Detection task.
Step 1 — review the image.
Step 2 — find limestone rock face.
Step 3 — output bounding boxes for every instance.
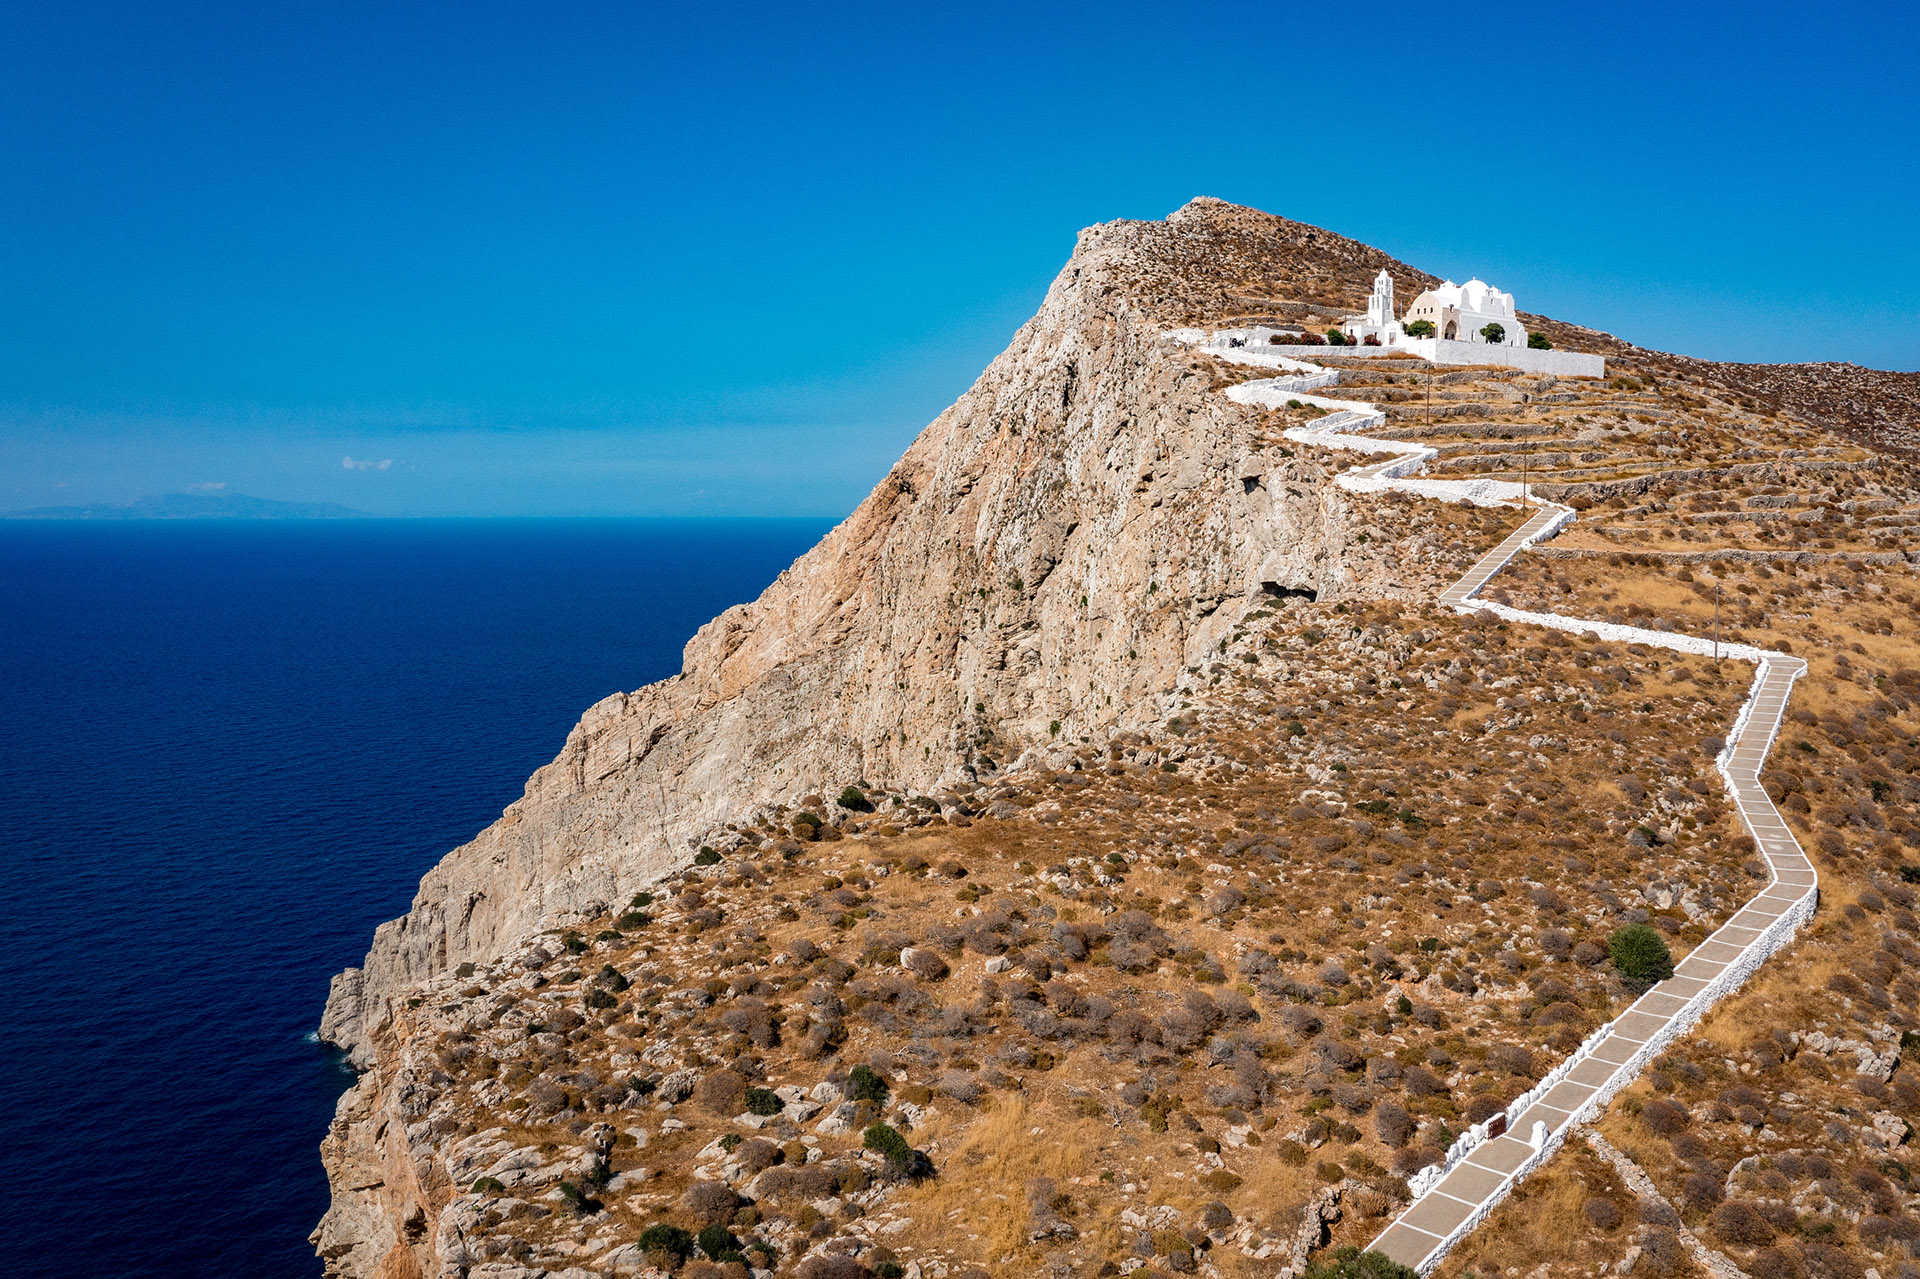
[312,1013,450,1279]
[318,198,1389,1067]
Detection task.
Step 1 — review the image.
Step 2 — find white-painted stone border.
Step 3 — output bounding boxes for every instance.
[1182,333,1817,1276]
[1171,326,1607,378]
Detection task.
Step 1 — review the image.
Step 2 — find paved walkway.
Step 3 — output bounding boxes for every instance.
[1370,646,1812,1271]
[1187,333,1819,1275]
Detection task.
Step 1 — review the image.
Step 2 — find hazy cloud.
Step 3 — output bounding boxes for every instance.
[342,456,393,471]
[188,481,227,491]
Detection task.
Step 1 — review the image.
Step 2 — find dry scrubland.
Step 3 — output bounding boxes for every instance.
[389,585,1774,1279]
[322,204,1920,1279]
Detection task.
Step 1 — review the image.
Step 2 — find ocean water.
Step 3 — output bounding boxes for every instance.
[0,518,830,1278]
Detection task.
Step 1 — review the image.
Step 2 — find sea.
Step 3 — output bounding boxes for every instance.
[0,518,831,1278]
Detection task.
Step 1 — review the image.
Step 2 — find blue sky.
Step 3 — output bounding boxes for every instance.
[2,2,1914,517]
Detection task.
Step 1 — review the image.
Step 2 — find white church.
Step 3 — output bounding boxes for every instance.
[1403,276,1528,347]
[1341,270,1530,349]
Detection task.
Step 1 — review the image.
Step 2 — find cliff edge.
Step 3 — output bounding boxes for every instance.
[317,199,1418,1066]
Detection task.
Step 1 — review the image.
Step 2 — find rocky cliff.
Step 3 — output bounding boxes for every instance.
[318,198,1411,1070]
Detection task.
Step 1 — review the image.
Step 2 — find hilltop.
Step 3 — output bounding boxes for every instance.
[314,199,1920,1279]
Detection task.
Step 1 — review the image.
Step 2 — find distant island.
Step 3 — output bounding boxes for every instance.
[5,492,375,520]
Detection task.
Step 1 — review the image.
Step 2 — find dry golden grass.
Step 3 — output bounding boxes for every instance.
[1433,1146,1645,1279]
[894,1093,1104,1265]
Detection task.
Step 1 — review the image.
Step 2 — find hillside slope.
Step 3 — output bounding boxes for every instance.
[319,199,1419,1067]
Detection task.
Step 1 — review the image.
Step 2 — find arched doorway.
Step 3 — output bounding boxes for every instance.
[1444,321,1457,339]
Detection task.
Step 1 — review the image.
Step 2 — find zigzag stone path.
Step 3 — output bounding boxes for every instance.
[1180,331,1819,1275]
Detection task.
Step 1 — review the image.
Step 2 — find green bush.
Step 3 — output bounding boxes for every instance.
[1301,1246,1419,1279]
[556,1180,600,1215]
[586,988,618,1009]
[455,962,476,979]
[1528,331,1554,349]
[598,963,630,991]
[1609,923,1674,990]
[839,785,873,811]
[847,1064,890,1103]
[1404,319,1436,338]
[745,1086,784,1116]
[616,910,651,929]
[562,930,588,954]
[470,1175,505,1194]
[1480,322,1506,345]
[1325,328,1348,345]
[697,1224,739,1259]
[636,1223,693,1258]
[629,891,655,907]
[864,1120,912,1173]
[694,846,721,866]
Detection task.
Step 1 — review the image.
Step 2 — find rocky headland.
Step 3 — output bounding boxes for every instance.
[315,200,1920,1279]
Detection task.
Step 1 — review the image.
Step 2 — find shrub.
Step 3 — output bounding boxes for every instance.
[682,1179,739,1224]
[863,1121,931,1179]
[1405,320,1435,338]
[562,930,588,954]
[697,1223,740,1259]
[901,947,950,981]
[585,988,618,1009]
[695,1068,747,1115]
[1683,1172,1723,1207]
[1402,1065,1446,1097]
[694,846,722,865]
[1326,329,1349,345]
[1479,322,1506,345]
[1641,1096,1690,1134]
[556,1180,599,1214]
[745,1086,784,1116]
[471,1175,505,1194]
[1609,924,1674,990]
[838,786,873,811]
[847,1064,890,1102]
[735,1137,783,1174]
[1464,1094,1504,1125]
[1528,332,1553,350]
[1584,1197,1621,1229]
[636,1223,695,1259]
[796,1259,873,1279]
[616,910,651,929]
[1712,1200,1775,1246]
[1374,1102,1413,1148]
[1300,1245,1419,1279]
[865,1120,909,1160]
